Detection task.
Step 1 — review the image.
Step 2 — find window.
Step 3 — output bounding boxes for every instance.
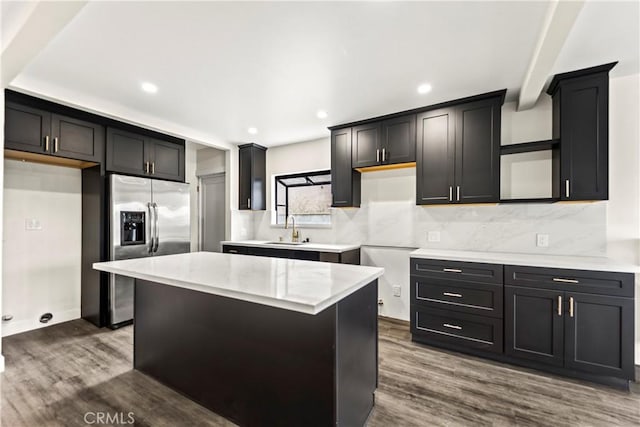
[275,170,332,226]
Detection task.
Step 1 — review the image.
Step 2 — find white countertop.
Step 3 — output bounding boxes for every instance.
[221,240,361,253]
[94,252,383,315]
[410,248,640,273]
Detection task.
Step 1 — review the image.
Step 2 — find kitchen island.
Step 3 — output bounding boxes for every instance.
[94,252,384,426]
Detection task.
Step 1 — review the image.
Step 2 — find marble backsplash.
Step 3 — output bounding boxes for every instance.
[249,201,607,256]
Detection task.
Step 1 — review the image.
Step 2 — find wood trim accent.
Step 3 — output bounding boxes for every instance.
[4,149,99,169]
[355,162,416,173]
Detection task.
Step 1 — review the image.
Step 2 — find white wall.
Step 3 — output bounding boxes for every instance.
[252,75,640,364]
[185,142,199,252]
[2,160,82,337]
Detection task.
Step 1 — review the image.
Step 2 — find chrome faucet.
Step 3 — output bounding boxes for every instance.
[285,215,299,242]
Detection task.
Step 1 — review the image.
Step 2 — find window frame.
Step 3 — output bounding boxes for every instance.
[274,169,332,226]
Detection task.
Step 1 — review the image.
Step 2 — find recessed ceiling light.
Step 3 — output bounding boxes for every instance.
[141,82,158,94]
[316,110,328,119]
[417,83,432,94]
[247,127,258,135]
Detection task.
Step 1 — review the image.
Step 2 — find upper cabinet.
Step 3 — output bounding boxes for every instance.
[106,127,185,182]
[351,114,416,168]
[238,143,267,210]
[331,128,360,207]
[417,93,504,205]
[6,102,104,163]
[547,62,616,201]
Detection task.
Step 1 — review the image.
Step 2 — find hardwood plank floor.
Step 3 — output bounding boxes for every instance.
[1,318,638,426]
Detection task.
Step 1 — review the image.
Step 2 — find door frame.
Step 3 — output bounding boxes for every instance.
[198,172,226,252]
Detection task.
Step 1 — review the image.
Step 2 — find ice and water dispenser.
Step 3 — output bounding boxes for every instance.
[121,211,145,246]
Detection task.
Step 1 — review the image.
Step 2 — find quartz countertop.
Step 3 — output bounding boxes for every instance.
[410,248,640,273]
[94,252,383,315]
[221,240,361,253]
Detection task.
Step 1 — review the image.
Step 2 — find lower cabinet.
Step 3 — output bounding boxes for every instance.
[411,257,636,388]
[222,244,360,265]
[506,285,635,378]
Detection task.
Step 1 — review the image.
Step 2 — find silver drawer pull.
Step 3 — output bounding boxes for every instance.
[443,292,462,298]
[443,323,462,330]
[553,278,579,284]
[443,268,462,273]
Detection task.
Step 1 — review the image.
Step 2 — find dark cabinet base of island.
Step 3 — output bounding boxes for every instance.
[134,278,378,426]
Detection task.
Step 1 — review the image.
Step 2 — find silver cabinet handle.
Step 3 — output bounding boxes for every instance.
[569,296,574,317]
[553,278,579,284]
[153,202,159,252]
[449,186,453,202]
[54,137,59,153]
[382,148,386,162]
[248,198,251,209]
[443,268,462,273]
[151,162,155,174]
[565,180,570,198]
[376,149,380,162]
[443,323,462,330]
[144,162,149,174]
[456,186,460,201]
[228,249,238,254]
[44,136,50,152]
[557,295,562,316]
[443,292,462,298]
[147,202,154,254]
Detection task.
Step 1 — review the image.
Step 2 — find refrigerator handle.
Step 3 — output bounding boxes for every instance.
[153,202,160,252]
[147,202,155,254]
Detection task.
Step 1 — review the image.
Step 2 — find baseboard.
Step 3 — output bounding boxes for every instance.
[378,315,410,327]
[1,308,81,337]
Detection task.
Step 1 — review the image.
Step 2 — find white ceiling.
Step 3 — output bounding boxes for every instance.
[8,1,640,147]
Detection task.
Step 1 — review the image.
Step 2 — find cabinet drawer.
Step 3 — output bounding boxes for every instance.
[222,245,247,255]
[411,306,503,353]
[411,277,503,318]
[410,258,503,284]
[505,265,634,297]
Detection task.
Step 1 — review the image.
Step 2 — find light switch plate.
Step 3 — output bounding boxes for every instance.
[392,285,401,297]
[536,233,549,247]
[25,218,42,231]
[427,231,441,243]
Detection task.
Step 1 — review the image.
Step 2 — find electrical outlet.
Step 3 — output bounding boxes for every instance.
[392,285,401,297]
[536,233,549,247]
[25,218,42,231]
[427,231,441,243]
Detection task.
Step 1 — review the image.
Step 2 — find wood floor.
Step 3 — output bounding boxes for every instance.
[1,318,638,426]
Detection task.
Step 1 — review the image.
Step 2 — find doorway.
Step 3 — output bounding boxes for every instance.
[199,173,226,252]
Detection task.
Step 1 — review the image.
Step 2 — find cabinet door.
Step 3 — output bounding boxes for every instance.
[51,114,104,163]
[238,145,252,210]
[148,139,185,182]
[331,128,360,207]
[559,74,608,201]
[455,99,500,203]
[250,145,266,210]
[238,144,266,210]
[416,108,455,205]
[564,293,634,379]
[505,286,564,366]
[5,102,51,154]
[351,123,381,168]
[382,114,416,164]
[106,128,147,176]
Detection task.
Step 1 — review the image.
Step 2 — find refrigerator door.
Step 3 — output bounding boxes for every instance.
[110,174,152,326]
[152,179,191,256]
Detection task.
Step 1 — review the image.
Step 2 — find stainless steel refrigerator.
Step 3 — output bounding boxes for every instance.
[109,174,190,327]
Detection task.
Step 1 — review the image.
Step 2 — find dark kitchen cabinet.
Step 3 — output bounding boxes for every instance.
[5,102,104,163]
[547,62,616,201]
[222,244,360,265]
[106,127,185,182]
[238,143,267,210]
[505,285,564,366]
[331,128,360,207]
[417,94,503,205]
[351,115,416,168]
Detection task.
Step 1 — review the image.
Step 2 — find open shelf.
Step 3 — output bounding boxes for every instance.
[499,197,559,204]
[500,139,559,155]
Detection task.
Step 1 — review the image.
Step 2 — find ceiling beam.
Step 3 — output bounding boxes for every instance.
[517,0,585,111]
[1,1,87,87]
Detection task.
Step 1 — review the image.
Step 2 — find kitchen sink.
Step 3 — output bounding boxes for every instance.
[265,241,305,246]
